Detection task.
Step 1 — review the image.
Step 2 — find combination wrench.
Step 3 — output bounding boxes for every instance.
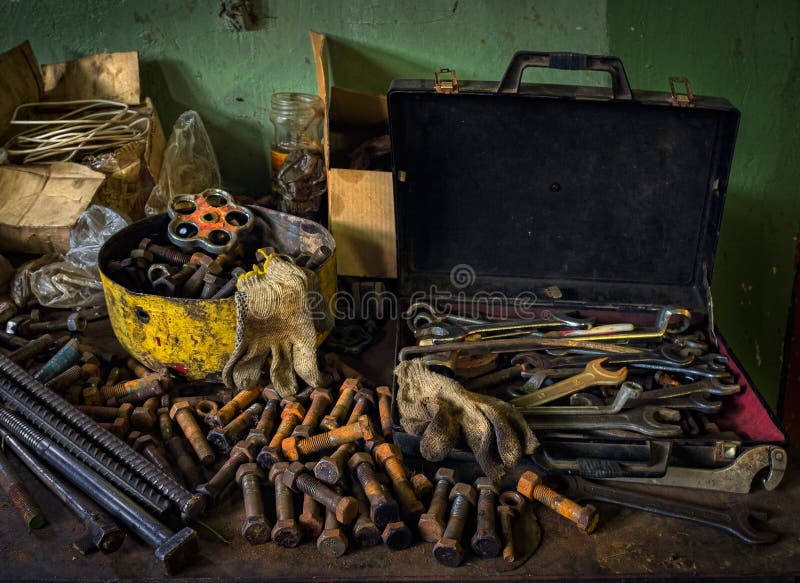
[524,406,684,437]
[558,475,778,545]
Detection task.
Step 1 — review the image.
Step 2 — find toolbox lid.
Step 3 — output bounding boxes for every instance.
[388,52,739,311]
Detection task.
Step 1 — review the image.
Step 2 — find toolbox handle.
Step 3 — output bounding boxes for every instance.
[497,51,634,100]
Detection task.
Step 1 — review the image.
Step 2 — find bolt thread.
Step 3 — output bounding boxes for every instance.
[347,400,368,425]
[298,425,355,456]
[9,335,54,363]
[428,480,450,519]
[329,389,356,422]
[443,495,470,540]
[532,484,583,520]
[45,365,84,391]
[296,473,338,508]
[0,409,43,448]
[476,490,496,532]
[269,417,298,448]
[275,481,294,519]
[152,245,191,265]
[7,482,46,528]
[354,462,376,491]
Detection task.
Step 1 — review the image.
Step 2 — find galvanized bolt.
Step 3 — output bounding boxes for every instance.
[373,442,425,522]
[236,463,271,545]
[282,414,376,461]
[182,253,213,298]
[170,402,215,466]
[471,477,501,558]
[418,467,456,542]
[517,470,599,533]
[320,378,359,431]
[433,483,477,567]
[257,401,305,467]
[281,461,358,524]
[268,462,301,548]
[200,272,226,299]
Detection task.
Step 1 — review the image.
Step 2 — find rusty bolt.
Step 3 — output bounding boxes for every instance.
[376,386,392,440]
[373,442,424,522]
[471,477,501,558]
[281,462,358,525]
[418,467,456,542]
[350,479,381,546]
[207,385,262,427]
[498,505,515,563]
[298,462,325,540]
[348,452,399,530]
[131,397,159,431]
[210,267,246,300]
[139,238,192,265]
[282,415,376,461]
[134,434,177,478]
[246,388,280,446]
[317,506,348,558]
[381,521,412,551]
[170,402,215,466]
[314,442,356,485]
[517,470,598,533]
[433,483,477,567]
[166,436,204,489]
[236,463,271,545]
[320,378,359,431]
[0,450,46,529]
[45,363,84,392]
[411,473,433,507]
[257,401,305,468]
[9,334,55,364]
[196,438,259,502]
[158,407,173,443]
[207,402,262,453]
[101,373,163,402]
[268,462,301,548]
[293,387,333,436]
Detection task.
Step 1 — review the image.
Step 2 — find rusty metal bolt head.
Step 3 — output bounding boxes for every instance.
[290,425,312,440]
[188,252,213,267]
[353,515,381,547]
[449,482,477,506]
[281,461,307,491]
[354,388,376,407]
[310,387,333,405]
[376,386,392,399]
[169,401,193,420]
[242,514,271,545]
[335,497,359,525]
[373,442,401,467]
[132,433,157,452]
[66,312,87,332]
[268,461,289,485]
[317,527,348,558]
[347,451,373,472]
[271,519,302,548]
[357,415,377,441]
[108,417,130,439]
[281,436,301,461]
[474,476,499,496]
[411,473,433,502]
[117,403,135,419]
[230,440,257,463]
[516,471,543,498]
[433,537,465,567]
[381,521,412,551]
[257,446,281,468]
[314,455,346,485]
[207,427,232,454]
[262,386,280,402]
[418,513,445,543]
[434,467,457,485]
[235,462,264,487]
[131,407,156,431]
[282,401,305,421]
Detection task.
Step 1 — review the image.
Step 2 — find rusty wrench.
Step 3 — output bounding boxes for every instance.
[510,358,627,407]
[515,382,643,415]
[524,406,684,437]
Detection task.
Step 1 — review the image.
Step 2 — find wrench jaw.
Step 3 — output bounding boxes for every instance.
[728,505,779,545]
[763,448,788,491]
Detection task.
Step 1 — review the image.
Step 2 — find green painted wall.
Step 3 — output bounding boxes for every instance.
[2,0,797,406]
[608,0,800,407]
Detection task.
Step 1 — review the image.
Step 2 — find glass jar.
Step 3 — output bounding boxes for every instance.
[269,93,326,221]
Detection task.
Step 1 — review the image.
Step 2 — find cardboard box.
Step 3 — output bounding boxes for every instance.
[310,31,397,279]
[0,41,165,254]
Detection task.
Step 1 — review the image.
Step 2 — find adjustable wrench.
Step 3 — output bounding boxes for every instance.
[558,475,778,545]
[510,358,627,407]
[524,406,684,437]
[610,445,788,494]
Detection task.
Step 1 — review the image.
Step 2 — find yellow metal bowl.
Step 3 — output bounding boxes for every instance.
[99,208,336,380]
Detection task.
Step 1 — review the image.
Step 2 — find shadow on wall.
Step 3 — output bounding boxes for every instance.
[139,59,269,196]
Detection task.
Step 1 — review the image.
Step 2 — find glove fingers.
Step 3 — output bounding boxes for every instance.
[291,330,326,388]
[269,343,298,397]
[222,341,267,392]
[477,401,522,470]
[495,399,540,455]
[460,409,506,482]
[418,400,460,462]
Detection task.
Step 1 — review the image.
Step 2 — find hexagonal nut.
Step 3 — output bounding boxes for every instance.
[271,519,302,548]
[335,496,359,525]
[280,461,307,491]
[268,461,289,485]
[433,537,465,567]
[258,446,282,469]
[207,427,233,454]
[381,521,412,551]
[449,482,477,506]
[66,312,87,332]
[132,433,157,452]
[434,467,457,485]
[353,515,381,547]
[282,401,306,421]
[235,462,264,487]
[357,415,377,441]
[417,513,445,543]
[346,451,373,473]
[290,425,312,440]
[242,515,271,545]
[317,529,348,558]
[280,436,301,461]
[310,387,333,405]
[169,401,194,420]
[516,470,543,500]
[373,442,401,467]
[474,476,499,496]
[314,456,345,485]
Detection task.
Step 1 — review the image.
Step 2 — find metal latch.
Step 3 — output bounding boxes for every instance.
[668,77,695,107]
[434,68,459,94]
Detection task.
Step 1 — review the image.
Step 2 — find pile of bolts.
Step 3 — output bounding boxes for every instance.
[0,304,595,574]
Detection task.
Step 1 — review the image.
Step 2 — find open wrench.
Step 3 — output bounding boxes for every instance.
[415,313,592,345]
[524,406,684,437]
[610,445,788,494]
[623,391,722,414]
[565,306,692,344]
[510,358,627,407]
[558,475,778,545]
[398,337,642,361]
[515,382,643,416]
[403,301,487,332]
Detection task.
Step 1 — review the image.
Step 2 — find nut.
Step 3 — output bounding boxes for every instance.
[257,446,281,468]
[314,455,346,484]
[434,467,457,485]
[346,451,373,472]
[449,483,477,506]
[474,476,499,495]
[66,313,87,332]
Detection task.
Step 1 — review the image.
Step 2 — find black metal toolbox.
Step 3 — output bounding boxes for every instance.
[386,51,786,477]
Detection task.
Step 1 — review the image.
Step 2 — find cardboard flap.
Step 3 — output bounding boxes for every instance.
[0,41,43,141]
[42,50,141,104]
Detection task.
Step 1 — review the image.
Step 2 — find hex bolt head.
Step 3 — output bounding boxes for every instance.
[317,526,348,558]
[434,467,457,485]
[433,537,465,567]
[353,515,381,547]
[272,519,302,548]
[346,451,373,472]
[381,521,412,551]
[235,462,265,487]
[281,436,301,461]
[418,513,446,543]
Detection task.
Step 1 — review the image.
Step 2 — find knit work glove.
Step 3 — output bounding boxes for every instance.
[395,359,539,481]
[222,251,332,397]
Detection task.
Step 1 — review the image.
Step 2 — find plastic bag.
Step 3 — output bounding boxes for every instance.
[11,254,59,308]
[29,205,128,308]
[145,111,221,215]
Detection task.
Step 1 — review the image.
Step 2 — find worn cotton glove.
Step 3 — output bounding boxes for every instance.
[222,251,333,397]
[395,359,539,482]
